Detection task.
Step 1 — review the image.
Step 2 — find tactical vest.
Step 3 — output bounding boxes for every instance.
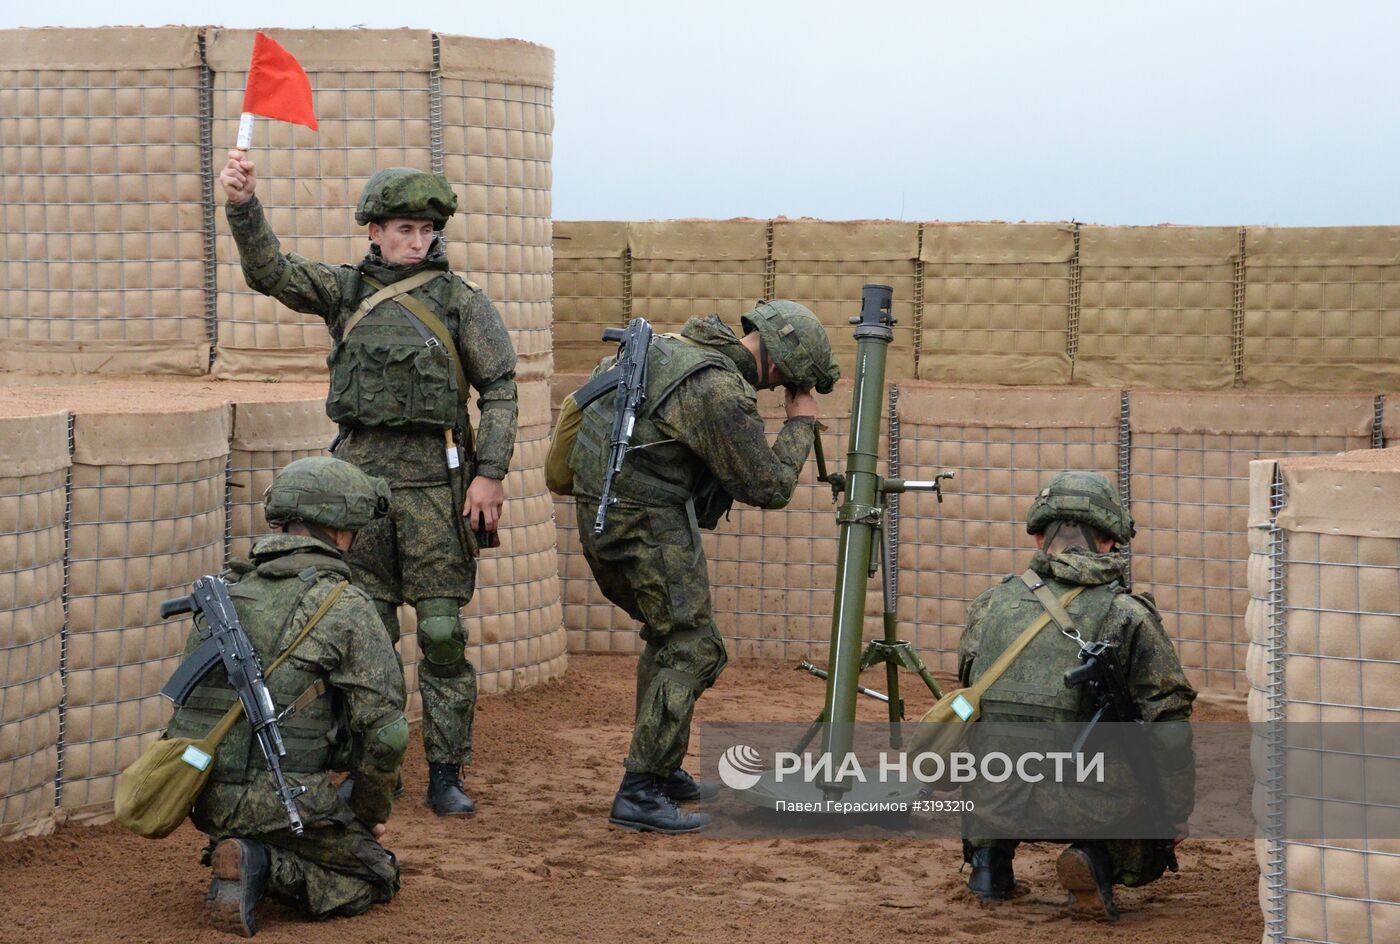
[569,334,736,507]
[971,577,1124,723]
[164,553,345,783]
[325,277,459,431]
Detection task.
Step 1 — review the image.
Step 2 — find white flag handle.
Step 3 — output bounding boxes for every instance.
[236,112,255,153]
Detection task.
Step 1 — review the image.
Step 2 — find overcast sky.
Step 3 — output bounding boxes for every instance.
[4,1,1398,225]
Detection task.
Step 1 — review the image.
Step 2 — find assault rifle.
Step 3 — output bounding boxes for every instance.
[592,317,653,533]
[160,576,308,834]
[1065,640,1181,868]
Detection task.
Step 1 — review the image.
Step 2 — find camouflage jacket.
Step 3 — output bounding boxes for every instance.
[170,534,407,827]
[226,197,518,486]
[570,314,815,515]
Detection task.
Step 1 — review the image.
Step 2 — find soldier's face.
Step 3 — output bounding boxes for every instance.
[369,218,436,265]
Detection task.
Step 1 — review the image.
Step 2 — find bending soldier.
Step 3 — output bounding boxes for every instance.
[164,457,406,937]
[554,302,840,833]
[220,154,519,816]
[956,471,1196,919]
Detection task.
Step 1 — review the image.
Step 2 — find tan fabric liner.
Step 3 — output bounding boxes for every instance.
[0,342,209,378]
[897,383,1120,429]
[628,221,768,261]
[0,413,70,478]
[231,399,334,452]
[1072,358,1235,391]
[72,404,230,466]
[1279,450,1400,537]
[1245,226,1400,266]
[1130,391,1374,437]
[0,27,201,69]
[1079,225,1238,267]
[1247,459,1276,550]
[917,352,1072,386]
[206,28,434,72]
[1242,362,1400,394]
[438,34,554,87]
[552,221,629,259]
[771,221,919,261]
[920,222,1075,264]
[211,348,331,383]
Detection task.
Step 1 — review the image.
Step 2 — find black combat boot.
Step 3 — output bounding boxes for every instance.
[207,838,270,938]
[966,846,1016,901]
[1056,844,1119,920]
[426,763,477,817]
[609,772,711,833]
[660,767,720,802]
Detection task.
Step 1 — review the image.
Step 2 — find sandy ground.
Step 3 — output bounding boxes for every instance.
[0,655,1260,944]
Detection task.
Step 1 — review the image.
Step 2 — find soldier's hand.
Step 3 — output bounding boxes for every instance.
[464,475,506,532]
[784,386,818,420]
[219,150,257,204]
[371,822,388,842]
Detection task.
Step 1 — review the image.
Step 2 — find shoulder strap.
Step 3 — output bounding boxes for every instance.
[201,580,350,748]
[1019,569,1079,636]
[963,575,1086,700]
[358,272,470,407]
[343,270,442,338]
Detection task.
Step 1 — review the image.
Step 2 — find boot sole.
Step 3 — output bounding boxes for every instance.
[207,841,256,938]
[425,799,476,818]
[1056,848,1118,921]
[608,815,709,834]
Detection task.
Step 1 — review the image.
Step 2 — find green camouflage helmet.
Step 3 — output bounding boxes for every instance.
[740,300,841,394]
[354,168,457,230]
[264,457,391,531]
[1026,471,1135,545]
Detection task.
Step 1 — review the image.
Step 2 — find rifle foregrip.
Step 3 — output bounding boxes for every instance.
[1064,662,1097,688]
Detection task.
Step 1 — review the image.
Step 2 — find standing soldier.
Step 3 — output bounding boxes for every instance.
[219,153,518,817]
[551,303,840,833]
[165,457,406,937]
[956,471,1196,919]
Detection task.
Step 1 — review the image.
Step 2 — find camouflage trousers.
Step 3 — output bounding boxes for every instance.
[349,482,477,766]
[194,776,399,920]
[575,499,729,776]
[964,838,1176,888]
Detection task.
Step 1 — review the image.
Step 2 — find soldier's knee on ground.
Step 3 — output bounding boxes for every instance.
[365,714,409,771]
[373,600,401,645]
[416,597,467,677]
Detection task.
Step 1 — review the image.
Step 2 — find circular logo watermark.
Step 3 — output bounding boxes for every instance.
[717,744,765,791]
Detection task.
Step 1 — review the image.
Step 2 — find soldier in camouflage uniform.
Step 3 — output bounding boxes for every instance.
[220,154,519,816]
[559,302,840,833]
[956,471,1196,919]
[164,457,405,937]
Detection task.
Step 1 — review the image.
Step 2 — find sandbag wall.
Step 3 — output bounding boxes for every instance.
[1247,451,1400,943]
[0,26,554,380]
[554,221,1400,391]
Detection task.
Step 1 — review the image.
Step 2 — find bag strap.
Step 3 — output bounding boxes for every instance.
[358,273,471,409]
[963,574,1086,700]
[200,580,350,747]
[1019,569,1080,637]
[342,270,441,338]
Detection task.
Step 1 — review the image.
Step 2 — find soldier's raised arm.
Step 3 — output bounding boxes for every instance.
[220,150,348,319]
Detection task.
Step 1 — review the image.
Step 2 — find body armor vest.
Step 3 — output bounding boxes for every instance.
[570,334,737,508]
[165,555,344,783]
[970,577,1124,723]
[325,281,459,431]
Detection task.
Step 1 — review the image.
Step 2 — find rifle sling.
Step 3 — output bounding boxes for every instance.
[202,580,349,747]
[1019,569,1080,637]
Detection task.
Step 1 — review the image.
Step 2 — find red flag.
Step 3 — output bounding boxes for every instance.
[241,32,317,131]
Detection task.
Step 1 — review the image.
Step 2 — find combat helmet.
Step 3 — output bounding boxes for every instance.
[355,168,458,230]
[264,457,391,532]
[739,300,841,394]
[1026,471,1135,545]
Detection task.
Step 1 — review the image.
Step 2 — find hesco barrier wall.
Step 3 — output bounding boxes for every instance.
[1247,450,1400,944]
[554,221,1400,391]
[0,27,553,382]
[0,380,567,834]
[552,377,1386,697]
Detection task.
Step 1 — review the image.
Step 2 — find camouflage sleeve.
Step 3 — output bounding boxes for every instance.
[1111,593,1197,823]
[655,369,814,510]
[456,282,518,480]
[957,589,996,686]
[291,586,407,825]
[225,197,348,319]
